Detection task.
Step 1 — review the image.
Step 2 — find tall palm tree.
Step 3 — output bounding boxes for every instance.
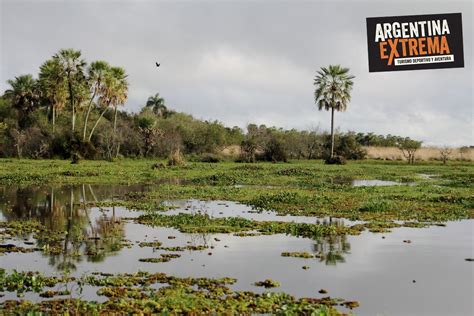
[109,67,128,133]
[53,49,87,132]
[110,67,128,158]
[82,61,110,141]
[314,65,354,158]
[87,69,113,142]
[4,74,40,128]
[88,66,128,142]
[39,59,68,133]
[146,93,167,117]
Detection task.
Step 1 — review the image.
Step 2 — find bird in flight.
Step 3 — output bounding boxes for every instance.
[156,62,160,67]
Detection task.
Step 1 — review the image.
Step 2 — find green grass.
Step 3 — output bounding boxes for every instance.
[0,158,472,186]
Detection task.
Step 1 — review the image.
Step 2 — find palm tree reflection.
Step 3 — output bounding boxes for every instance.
[0,184,127,271]
[312,218,351,265]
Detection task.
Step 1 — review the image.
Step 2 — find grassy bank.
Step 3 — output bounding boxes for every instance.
[0,158,472,185]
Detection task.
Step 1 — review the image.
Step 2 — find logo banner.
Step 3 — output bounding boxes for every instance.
[366,13,464,72]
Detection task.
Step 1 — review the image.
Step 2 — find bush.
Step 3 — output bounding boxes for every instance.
[324,156,346,165]
[336,134,366,159]
[262,137,288,162]
[321,133,366,160]
[239,139,257,163]
[167,149,185,166]
[22,127,51,159]
[50,132,75,159]
[197,153,222,163]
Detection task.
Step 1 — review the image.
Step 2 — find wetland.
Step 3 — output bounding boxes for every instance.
[0,159,473,315]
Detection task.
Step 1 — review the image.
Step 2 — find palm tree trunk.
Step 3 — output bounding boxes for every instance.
[67,72,75,132]
[83,88,97,141]
[113,105,118,132]
[88,107,108,141]
[113,105,119,158]
[330,107,335,158]
[52,107,56,134]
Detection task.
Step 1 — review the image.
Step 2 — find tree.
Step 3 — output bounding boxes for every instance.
[397,139,421,164]
[10,128,27,158]
[240,139,257,162]
[439,147,452,165]
[39,59,68,133]
[83,61,110,141]
[4,74,40,128]
[88,66,128,142]
[53,49,87,132]
[314,65,355,158]
[137,116,162,156]
[109,67,128,157]
[108,67,128,134]
[146,93,168,117]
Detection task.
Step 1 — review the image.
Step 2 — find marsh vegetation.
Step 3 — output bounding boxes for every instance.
[0,159,473,314]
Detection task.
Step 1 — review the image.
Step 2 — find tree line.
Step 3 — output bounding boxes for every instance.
[0,49,422,162]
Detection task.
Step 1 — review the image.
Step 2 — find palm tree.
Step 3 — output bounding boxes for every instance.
[146,93,167,117]
[109,67,128,133]
[4,74,40,128]
[5,74,39,111]
[314,65,354,158]
[88,66,128,142]
[110,67,128,158]
[39,59,68,133]
[82,61,110,141]
[53,49,87,132]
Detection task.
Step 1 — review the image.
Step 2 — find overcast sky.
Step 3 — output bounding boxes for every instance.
[1,0,472,146]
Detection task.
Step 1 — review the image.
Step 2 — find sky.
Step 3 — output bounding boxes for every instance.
[1,0,472,146]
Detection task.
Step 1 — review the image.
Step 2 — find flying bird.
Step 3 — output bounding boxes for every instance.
[156,62,160,67]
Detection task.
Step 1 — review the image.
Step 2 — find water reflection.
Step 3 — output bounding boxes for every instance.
[312,219,351,265]
[164,199,360,225]
[1,184,473,315]
[0,184,149,271]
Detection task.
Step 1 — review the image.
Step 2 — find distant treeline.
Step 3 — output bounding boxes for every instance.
[0,49,422,162]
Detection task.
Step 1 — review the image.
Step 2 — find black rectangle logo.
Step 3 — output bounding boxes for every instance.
[366,13,464,72]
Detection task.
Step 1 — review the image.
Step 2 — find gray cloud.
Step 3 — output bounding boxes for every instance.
[1,0,472,146]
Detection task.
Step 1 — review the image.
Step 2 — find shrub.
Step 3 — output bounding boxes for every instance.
[167,149,185,166]
[324,155,346,165]
[321,133,366,160]
[262,136,288,162]
[197,153,222,163]
[239,139,257,163]
[336,134,366,160]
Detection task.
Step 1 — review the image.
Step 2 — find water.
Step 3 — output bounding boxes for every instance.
[163,199,360,225]
[352,179,416,187]
[325,177,417,187]
[1,185,473,315]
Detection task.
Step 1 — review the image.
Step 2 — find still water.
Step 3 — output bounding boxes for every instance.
[1,185,473,315]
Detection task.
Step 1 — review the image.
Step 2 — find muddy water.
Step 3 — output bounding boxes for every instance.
[1,185,473,315]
